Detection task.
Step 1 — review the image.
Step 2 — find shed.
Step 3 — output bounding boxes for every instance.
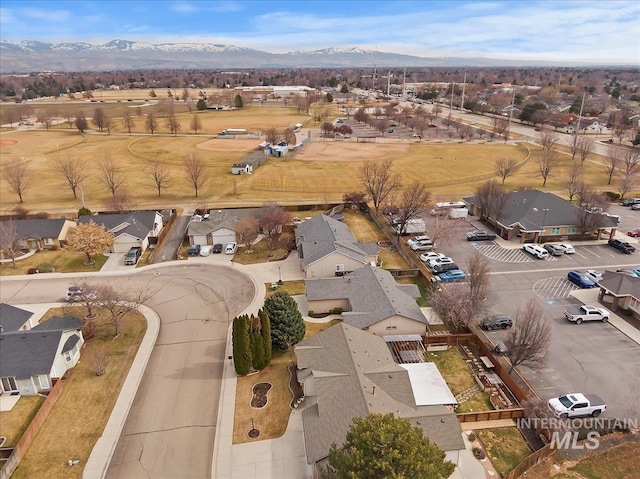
[231,163,252,175]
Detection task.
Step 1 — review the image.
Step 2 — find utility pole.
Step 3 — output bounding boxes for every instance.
[387,70,391,97]
[573,91,586,150]
[402,68,406,98]
[450,82,455,111]
[507,88,516,140]
[460,68,467,110]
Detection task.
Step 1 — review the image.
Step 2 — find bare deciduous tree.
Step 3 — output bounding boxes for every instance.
[259,206,290,254]
[183,153,208,197]
[97,154,125,197]
[88,344,111,376]
[283,127,297,145]
[467,251,490,312]
[495,158,518,185]
[147,159,171,197]
[392,183,431,235]
[474,180,511,224]
[565,161,583,202]
[3,158,33,203]
[145,112,158,134]
[0,219,19,268]
[54,155,89,199]
[430,284,474,332]
[506,298,551,373]
[122,111,135,135]
[92,107,108,132]
[575,185,609,234]
[108,190,134,212]
[94,284,148,337]
[66,220,115,264]
[429,214,468,247]
[74,111,88,133]
[573,135,593,165]
[538,132,559,186]
[166,114,181,136]
[264,127,280,144]
[236,216,260,253]
[361,160,401,214]
[190,114,202,134]
[618,173,638,200]
[604,147,623,185]
[620,148,640,178]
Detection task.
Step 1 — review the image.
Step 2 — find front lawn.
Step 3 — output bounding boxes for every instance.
[9,306,146,479]
[265,280,306,299]
[0,249,107,276]
[476,428,532,478]
[232,237,290,265]
[426,347,476,396]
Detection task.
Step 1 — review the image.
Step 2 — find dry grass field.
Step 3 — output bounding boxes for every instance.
[0,99,624,212]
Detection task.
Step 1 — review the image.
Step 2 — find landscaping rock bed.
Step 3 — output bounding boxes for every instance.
[250,382,272,409]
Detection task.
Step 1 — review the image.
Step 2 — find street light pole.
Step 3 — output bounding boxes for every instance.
[278,265,283,285]
[539,208,549,244]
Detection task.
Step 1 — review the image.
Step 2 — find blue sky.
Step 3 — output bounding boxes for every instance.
[1,1,639,63]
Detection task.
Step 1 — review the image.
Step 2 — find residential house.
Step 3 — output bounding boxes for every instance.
[188,207,267,247]
[0,316,84,396]
[306,265,429,335]
[9,218,76,250]
[78,211,163,253]
[295,214,378,278]
[464,190,618,243]
[597,271,640,321]
[0,303,34,332]
[295,322,464,472]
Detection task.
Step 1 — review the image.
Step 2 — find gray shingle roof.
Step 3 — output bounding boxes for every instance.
[306,265,425,329]
[11,219,68,240]
[296,214,377,266]
[465,190,618,231]
[0,303,33,332]
[295,323,462,464]
[78,211,159,239]
[32,315,84,332]
[598,271,640,298]
[0,330,63,378]
[188,207,267,236]
[0,316,84,378]
[62,334,81,353]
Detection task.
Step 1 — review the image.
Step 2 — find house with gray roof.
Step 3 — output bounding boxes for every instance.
[6,218,76,251]
[0,316,84,396]
[597,271,640,320]
[188,207,269,247]
[0,304,34,333]
[463,189,618,243]
[295,214,378,278]
[78,211,163,253]
[295,322,464,470]
[306,265,428,336]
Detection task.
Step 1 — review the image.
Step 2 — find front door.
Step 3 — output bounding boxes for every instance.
[38,374,51,390]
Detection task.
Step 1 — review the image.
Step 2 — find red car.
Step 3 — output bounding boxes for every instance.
[628,228,640,238]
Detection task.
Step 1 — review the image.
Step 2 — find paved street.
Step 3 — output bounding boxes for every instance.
[0,265,255,479]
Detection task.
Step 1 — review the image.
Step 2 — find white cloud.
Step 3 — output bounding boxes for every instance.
[0,7,16,24]
[170,2,197,13]
[23,8,71,22]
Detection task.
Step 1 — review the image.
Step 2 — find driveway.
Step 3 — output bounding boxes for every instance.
[151,214,191,263]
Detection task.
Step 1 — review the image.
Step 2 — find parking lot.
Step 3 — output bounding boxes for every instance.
[412,202,640,419]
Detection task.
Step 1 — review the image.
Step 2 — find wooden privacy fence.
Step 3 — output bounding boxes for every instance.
[503,444,554,479]
[0,378,66,479]
[456,408,526,423]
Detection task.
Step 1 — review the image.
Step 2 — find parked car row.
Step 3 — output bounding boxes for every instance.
[417,251,466,281]
[621,198,640,207]
[523,242,576,259]
[188,242,237,257]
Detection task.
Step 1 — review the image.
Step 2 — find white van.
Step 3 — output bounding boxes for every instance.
[199,245,213,256]
[523,244,549,259]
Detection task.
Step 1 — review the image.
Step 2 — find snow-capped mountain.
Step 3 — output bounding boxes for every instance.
[0,39,571,73]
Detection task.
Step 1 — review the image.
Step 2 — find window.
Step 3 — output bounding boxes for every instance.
[630,297,640,314]
[567,227,577,234]
[551,227,560,235]
[44,238,54,245]
[1,377,18,393]
[386,325,398,331]
[64,351,72,362]
[335,264,345,272]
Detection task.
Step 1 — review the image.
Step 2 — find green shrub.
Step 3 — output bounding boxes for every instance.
[329,307,344,315]
[604,191,620,201]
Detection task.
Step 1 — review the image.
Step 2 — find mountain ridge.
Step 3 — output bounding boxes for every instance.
[0,39,628,72]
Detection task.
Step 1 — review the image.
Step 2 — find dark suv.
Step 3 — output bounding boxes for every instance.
[430,262,459,274]
[608,239,636,254]
[480,314,513,331]
[466,231,497,241]
[622,198,640,206]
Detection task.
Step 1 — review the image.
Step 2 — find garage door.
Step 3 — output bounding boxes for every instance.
[192,235,209,246]
[212,233,236,245]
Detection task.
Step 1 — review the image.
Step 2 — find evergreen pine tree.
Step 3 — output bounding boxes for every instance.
[259,308,272,365]
[263,291,306,351]
[249,315,266,370]
[232,314,252,375]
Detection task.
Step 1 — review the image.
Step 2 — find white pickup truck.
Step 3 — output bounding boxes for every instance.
[548,393,607,418]
[563,305,609,324]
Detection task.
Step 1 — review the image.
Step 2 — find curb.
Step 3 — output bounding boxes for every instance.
[82,304,161,479]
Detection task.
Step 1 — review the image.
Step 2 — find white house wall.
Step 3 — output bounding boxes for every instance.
[305,252,367,278]
[307,298,350,314]
[211,227,236,246]
[366,315,427,336]
[16,377,38,396]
